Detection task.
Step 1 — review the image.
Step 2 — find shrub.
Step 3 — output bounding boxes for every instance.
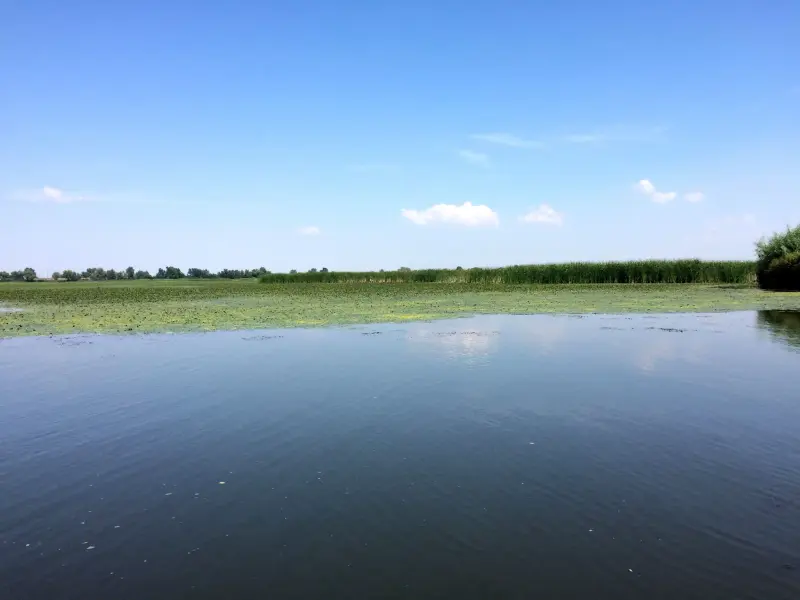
[756,225,800,290]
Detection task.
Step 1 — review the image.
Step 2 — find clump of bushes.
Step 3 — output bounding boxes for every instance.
[756,224,800,290]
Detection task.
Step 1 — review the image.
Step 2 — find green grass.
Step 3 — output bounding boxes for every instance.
[2,279,800,337]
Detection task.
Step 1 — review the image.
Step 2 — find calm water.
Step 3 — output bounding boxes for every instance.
[1,312,799,600]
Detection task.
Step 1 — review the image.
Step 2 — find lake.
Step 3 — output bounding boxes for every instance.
[1,311,799,600]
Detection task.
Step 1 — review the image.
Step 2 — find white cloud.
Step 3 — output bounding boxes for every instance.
[21,186,89,203]
[457,149,490,166]
[520,204,564,226]
[298,226,321,235]
[684,191,705,203]
[401,202,499,227]
[635,179,656,195]
[635,179,676,203]
[470,133,543,149]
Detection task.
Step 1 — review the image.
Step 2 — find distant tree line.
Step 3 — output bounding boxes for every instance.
[0,267,38,282]
[0,266,270,282]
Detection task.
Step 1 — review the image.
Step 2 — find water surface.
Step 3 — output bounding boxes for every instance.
[1,312,799,599]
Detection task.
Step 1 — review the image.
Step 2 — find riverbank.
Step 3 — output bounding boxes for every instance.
[2,280,800,337]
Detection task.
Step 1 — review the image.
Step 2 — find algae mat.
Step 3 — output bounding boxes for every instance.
[2,281,800,337]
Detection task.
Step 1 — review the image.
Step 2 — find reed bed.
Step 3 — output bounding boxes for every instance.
[260,260,757,285]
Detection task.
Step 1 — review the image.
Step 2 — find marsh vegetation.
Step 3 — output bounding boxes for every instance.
[2,279,800,337]
[259,260,757,285]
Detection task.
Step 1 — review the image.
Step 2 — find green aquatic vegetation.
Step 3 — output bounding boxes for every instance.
[2,280,800,337]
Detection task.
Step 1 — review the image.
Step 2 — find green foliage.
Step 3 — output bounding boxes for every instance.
[84,267,107,281]
[52,272,61,281]
[755,224,800,290]
[7,266,270,282]
[164,266,185,279]
[260,260,757,285]
[217,268,260,279]
[188,268,214,278]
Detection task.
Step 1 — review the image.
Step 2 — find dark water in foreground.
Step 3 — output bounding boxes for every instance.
[1,312,799,600]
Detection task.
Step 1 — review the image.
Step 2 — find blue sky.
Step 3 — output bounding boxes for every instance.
[2,0,799,274]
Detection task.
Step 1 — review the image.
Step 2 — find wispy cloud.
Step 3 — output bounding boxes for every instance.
[635,179,677,203]
[347,163,400,173]
[457,149,490,166]
[401,202,499,227]
[651,191,676,203]
[520,204,564,226]
[563,134,604,144]
[684,191,705,203]
[564,125,668,145]
[16,186,91,203]
[470,133,543,149]
[298,226,321,236]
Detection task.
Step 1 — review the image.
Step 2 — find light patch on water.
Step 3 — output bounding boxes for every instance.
[409,326,501,359]
[0,305,23,313]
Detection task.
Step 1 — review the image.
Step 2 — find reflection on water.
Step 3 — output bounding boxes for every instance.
[409,327,500,361]
[758,311,800,350]
[1,313,800,600]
